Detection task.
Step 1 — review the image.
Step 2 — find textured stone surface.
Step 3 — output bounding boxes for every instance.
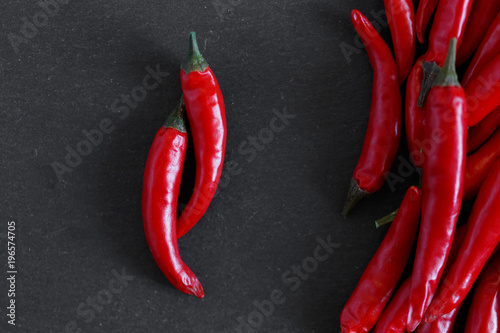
[0,1,424,332]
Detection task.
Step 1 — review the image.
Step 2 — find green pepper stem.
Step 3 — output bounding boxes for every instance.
[341,179,370,218]
[374,209,399,228]
[181,32,208,73]
[164,97,187,133]
[433,38,460,87]
[417,61,441,107]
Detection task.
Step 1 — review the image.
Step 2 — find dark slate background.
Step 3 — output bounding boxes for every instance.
[0,0,471,332]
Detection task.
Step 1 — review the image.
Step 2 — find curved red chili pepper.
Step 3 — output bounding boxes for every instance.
[415,0,439,44]
[177,32,227,238]
[456,0,500,66]
[340,186,421,333]
[405,57,425,168]
[407,39,466,332]
[384,0,415,84]
[467,106,500,154]
[424,159,500,322]
[462,12,500,87]
[465,53,500,127]
[373,224,467,333]
[342,10,401,217]
[463,128,500,201]
[463,250,500,333]
[142,100,204,298]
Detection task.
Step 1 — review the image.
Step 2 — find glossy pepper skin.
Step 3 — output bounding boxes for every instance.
[419,225,468,333]
[383,0,415,84]
[405,57,426,168]
[423,0,473,67]
[177,32,226,238]
[465,53,500,127]
[456,0,500,66]
[417,0,474,104]
[467,106,500,154]
[407,39,467,332]
[463,128,500,201]
[142,100,204,298]
[340,186,421,333]
[406,0,473,165]
[425,159,500,321]
[415,307,460,332]
[463,250,500,333]
[373,279,410,333]
[373,224,467,333]
[342,10,401,217]
[462,12,500,87]
[415,0,439,44]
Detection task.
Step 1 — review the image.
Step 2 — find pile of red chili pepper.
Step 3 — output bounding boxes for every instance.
[142,32,226,298]
[341,0,500,331]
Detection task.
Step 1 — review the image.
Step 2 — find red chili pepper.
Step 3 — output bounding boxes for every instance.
[463,128,500,201]
[463,250,500,333]
[424,159,500,321]
[467,106,500,154]
[340,186,421,333]
[407,39,467,331]
[415,307,460,333]
[372,278,410,333]
[142,100,204,298]
[405,57,425,168]
[465,53,500,127]
[383,0,415,84]
[342,10,401,217]
[456,0,500,66]
[423,0,473,66]
[177,32,227,238]
[415,0,439,44]
[406,0,473,167]
[462,12,500,87]
[417,0,474,105]
[373,224,467,333]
